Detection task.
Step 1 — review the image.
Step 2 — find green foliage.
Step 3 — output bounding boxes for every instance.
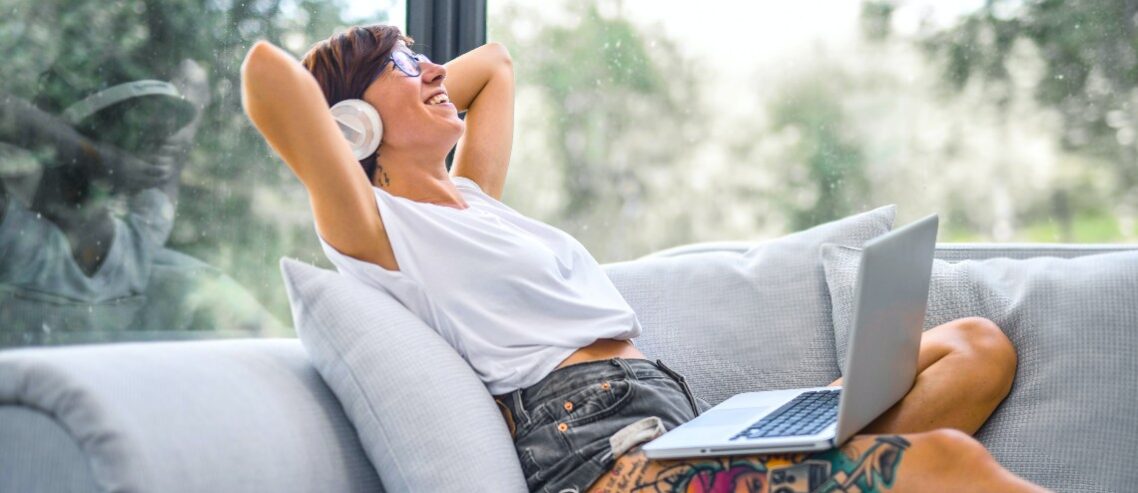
[1,0,389,328]
[492,0,705,253]
[870,0,1138,187]
[768,73,870,230]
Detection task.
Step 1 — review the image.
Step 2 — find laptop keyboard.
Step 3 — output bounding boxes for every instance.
[731,389,841,440]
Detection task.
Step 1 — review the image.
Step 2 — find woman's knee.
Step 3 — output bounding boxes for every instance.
[912,428,998,471]
[950,317,1017,396]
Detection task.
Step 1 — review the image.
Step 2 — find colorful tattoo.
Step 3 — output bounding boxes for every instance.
[594,435,910,493]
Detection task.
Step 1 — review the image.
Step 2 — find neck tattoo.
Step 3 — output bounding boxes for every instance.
[375,162,391,187]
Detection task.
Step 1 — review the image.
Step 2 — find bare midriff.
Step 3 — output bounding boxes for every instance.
[554,338,647,369]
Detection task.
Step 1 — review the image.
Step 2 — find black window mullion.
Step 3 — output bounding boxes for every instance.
[406,0,486,170]
[407,0,485,66]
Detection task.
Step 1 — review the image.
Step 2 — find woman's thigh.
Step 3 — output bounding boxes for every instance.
[586,429,1003,493]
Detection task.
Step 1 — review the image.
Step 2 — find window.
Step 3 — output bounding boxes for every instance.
[488,0,1137,265]
[0,0,405,347]
[3,1,1134,349]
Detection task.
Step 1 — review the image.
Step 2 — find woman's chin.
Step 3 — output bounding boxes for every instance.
[445,118,466,137]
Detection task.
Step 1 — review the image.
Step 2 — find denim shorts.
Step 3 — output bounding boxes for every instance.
[494,357,713,493]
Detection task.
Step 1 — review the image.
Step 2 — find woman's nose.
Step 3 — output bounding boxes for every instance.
[420,60,446,84]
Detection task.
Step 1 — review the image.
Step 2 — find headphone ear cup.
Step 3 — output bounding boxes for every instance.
[330,99,383,160]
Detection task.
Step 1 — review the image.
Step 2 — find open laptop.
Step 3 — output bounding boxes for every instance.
[642,213,939,459]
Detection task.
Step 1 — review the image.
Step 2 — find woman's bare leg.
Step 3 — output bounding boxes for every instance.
[828,316,1017,435]
[587,430,1050,493]
[585,316,1030,492]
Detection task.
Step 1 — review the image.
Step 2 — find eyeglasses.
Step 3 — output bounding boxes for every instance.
[373,49,430,81]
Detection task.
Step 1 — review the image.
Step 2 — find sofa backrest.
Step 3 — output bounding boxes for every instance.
[645,241,1138,262]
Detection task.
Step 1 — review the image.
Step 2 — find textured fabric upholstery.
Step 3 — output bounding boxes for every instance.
[2,227,1134,493]
[0,406,100,493]
[646,241,1135,262]
[602,205,896,406]
[821,244,1138,492]
[279,258,527,493]
[930,243,1138,261]
[0,339,381,493]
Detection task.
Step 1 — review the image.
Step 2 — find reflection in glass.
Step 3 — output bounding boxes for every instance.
[0,59,282,346]
[0,0,405,348]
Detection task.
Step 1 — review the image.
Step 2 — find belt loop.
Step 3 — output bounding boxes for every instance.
[610,357,639,381]
[655,359,702,417]
[512,388,531,425]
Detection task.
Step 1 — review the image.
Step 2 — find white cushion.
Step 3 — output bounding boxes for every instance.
[279,258,526,493]
[603,205,896,406]
[821,244,1138,492]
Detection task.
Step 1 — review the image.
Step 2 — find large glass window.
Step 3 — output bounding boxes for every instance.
[0,0,405,347]
[488,0,1138,265]
[4,1,1134,349]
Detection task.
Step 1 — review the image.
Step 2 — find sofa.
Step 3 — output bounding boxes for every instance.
[2,210,1136,492]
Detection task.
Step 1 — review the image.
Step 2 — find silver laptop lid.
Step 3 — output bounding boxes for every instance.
[835,214,938,444]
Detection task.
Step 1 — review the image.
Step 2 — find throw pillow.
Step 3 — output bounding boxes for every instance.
[279,258,526,493]
[602,205,896,406]
[821,244,1138,492]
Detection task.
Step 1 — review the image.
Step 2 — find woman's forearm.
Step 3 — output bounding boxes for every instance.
[0,90,93,167]
[240,41,360,188]
[443,42,513,113]
[446,42,514,199]
[241,41,324,134]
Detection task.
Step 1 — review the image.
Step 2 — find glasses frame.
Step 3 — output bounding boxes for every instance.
[369,49,429,84]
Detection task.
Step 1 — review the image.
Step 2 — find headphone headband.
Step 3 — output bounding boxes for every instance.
[62,80,184,125]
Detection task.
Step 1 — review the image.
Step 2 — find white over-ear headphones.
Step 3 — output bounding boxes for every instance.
[330,99,383,160]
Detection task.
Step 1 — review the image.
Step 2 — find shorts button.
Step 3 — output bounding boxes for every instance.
[563,401,573,412]
[558,423,569,432]
[601,381,611,390]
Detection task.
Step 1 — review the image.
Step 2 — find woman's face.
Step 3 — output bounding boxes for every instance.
[361,41,465,155]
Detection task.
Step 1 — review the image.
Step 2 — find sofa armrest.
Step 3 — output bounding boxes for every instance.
[0,339,382,493]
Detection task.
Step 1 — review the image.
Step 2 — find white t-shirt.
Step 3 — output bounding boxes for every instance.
[0,188,173,303]
[317,176,642,395]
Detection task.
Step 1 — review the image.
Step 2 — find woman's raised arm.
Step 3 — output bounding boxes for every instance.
[443,42,514,201]
[241,41,396,270]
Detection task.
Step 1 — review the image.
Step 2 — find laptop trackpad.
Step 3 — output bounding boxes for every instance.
[686,407,769,427]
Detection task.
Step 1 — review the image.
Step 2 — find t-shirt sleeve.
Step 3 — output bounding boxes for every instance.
[314,225,413,292]
[0,195,55,280]
[451,175,485,193]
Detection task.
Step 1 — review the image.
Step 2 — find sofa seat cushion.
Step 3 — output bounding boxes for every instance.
[603,205,895,406]
[822,245,1138,492]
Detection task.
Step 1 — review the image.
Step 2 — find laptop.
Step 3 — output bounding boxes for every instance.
[642,213,939,459]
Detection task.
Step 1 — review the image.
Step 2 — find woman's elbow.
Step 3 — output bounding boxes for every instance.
[484,41,513,69]
[240,41,305,120]
[240,41,280,88]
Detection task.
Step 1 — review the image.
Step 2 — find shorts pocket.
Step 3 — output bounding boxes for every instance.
[558,378,636,426]
[515,422,568,486]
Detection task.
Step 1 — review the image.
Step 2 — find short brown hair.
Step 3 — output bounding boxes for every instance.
[302,25,413,181]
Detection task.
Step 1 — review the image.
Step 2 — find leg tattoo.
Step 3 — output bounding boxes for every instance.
[591,435,911,493]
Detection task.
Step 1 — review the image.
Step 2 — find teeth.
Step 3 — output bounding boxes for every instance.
[427,93,449,105]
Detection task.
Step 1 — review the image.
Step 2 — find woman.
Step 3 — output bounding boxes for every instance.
[240,25,1048,492]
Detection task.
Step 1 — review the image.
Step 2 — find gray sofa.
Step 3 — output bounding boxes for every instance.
[1,242,1135,493]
